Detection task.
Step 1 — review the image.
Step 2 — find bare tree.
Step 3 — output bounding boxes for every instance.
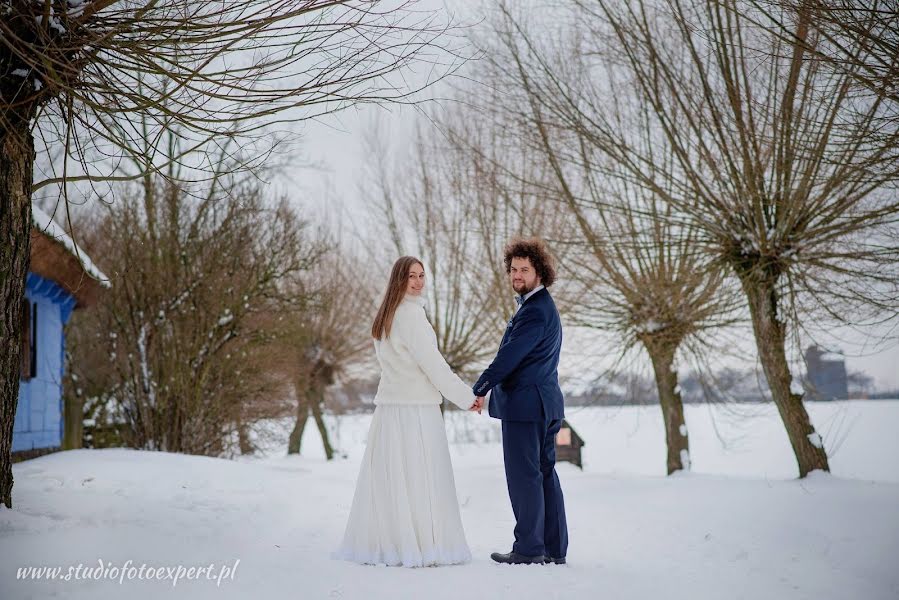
[495,0,899,476]
[285,237,376,459]
[463,7,741,473]
[0,0,466,506]
[64,142,323,456]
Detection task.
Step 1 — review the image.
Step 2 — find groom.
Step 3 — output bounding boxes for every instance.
[471,237,569,565]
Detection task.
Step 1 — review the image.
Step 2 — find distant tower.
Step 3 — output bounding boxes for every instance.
[804,345,849,401]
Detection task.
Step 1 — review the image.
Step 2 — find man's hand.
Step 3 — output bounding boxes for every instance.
[469,396,485,414]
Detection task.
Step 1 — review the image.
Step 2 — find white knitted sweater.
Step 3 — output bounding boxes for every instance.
[372,294,474,410]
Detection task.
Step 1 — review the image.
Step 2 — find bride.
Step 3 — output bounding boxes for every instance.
[333,256,481,568]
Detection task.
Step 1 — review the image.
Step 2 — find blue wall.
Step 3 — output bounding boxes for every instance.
[13,273,76,453]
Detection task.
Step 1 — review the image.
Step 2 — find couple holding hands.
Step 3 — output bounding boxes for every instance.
[334,237,568,568]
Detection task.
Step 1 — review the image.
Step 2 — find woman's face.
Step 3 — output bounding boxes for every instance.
[406,263,425,296]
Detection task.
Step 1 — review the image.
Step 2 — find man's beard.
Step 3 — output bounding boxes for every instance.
[514,281,537,295]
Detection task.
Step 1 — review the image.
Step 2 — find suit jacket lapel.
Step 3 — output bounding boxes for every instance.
[500,287,547,348]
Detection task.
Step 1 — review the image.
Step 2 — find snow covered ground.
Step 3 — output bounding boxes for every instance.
[2,400,898,600]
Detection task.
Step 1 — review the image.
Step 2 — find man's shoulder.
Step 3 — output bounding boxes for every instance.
[524,287,555,311]
[527,288,561,327]
[515,298,550,326]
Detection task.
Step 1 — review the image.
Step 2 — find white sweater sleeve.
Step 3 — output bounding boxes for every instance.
[397,305,475,410]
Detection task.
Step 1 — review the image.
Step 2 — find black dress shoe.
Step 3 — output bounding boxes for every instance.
[490,551,546,565]
[544,556,567,564]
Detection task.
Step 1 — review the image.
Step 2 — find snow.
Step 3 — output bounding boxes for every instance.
[31,203,111,288]
[679,423,688,437]
[2,400,898,600]
[635,319,664,333]
[739,236,760,255]
[808,431,824,449]
[12,68,29,77]
[68,0,88,17]
[48,17,65,35]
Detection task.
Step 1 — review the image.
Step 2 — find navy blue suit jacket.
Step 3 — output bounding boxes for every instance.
[472,287,565,422]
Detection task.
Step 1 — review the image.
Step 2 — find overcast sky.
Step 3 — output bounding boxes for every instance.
[266,0,899,392]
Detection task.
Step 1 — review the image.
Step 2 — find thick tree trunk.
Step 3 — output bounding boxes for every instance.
[0,118,36,508]
[287,389,310,455]
[645,342,690,475]
[738,268,830,477]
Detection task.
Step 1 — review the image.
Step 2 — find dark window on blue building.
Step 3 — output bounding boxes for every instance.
[20,300,37,381]
[30,302,37,379]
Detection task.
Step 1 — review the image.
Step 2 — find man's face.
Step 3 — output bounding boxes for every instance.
[509,256,540,295]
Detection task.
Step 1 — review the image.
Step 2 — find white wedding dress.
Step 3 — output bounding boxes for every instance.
[333,294,474,567]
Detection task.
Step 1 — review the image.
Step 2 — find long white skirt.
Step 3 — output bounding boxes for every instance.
[333,403,472,567]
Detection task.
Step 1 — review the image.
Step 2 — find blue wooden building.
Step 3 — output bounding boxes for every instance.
[12,204,109,461]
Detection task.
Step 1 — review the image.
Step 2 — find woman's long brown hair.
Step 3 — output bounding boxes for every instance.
[371,256,424,340]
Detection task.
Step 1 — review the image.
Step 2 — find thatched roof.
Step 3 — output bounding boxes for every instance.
[30,204,110,309]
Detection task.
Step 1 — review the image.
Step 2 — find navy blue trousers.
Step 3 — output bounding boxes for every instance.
[501,415,569,558]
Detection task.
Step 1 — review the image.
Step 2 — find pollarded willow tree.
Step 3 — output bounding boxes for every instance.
[286,236,376,459]
[473,5,742,473]
[0,0,466,507]
[521,0,899,477]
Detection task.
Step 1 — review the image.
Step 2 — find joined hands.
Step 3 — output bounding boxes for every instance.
[468,396,485,414]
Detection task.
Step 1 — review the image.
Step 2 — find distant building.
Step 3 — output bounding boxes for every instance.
[13,204,109,461]
[804,345,848,401]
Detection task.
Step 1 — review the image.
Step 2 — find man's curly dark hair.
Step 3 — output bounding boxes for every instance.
[503,236,557,287]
